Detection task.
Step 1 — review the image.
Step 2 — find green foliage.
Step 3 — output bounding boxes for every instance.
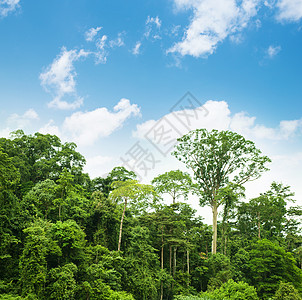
[19,220,61,298]
[124,226,160,300]
[20,179,57,223]
[47,263,77,299]
[273,282,302,300]
[0,148,20,190]
[175,296,213,300]
[232,248,250,282]
[247,239,302,298]
[172,128,271,254]
[237,182,295,241]
[109,180,157,215]
[203,279,259,300]
[152,170,193,203]
[0,131,301,300]
[207,253,232,290]
[0,131,85,196]
[51,220,86,264]
[92,166,137,197]
[0,295,23,300]
[172,129,271,205]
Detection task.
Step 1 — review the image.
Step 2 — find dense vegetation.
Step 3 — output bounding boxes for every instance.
[0,130,301,300]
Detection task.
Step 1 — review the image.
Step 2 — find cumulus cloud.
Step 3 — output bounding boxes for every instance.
[84,155,114,178]
[39,119,61,137]
[168,0,261,57]
[63,98,140,146]
[0,127,11,138]
[0,0,20,17]
[0,109,39,139]
[40,27,127,109]
[276,0,302,22]
[266,45,281,58]
[133,100,302,143]
[7,108,39,128]
[85,26,102,41]
[40,47,90,110]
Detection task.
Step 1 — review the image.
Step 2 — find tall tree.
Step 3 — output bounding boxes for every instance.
[109,180,156,251]
[152,170,193,204]
[172,129,271,254]
[92,166,137,197]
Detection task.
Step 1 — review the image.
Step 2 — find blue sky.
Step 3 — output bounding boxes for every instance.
[1,0,302,216]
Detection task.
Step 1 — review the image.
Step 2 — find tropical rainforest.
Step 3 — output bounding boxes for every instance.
[0,129,301,300]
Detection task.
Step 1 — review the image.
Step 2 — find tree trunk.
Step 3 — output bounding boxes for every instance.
[169,245,172,275]
[257,212,261,239]
[118,198,127,251]
[212,205,218,254]
[160,282,163,300]
[59,204,61,220]
[160,226,164,300]
[187,250,190,286]
[173,247,177,277]
[161,227,164,269]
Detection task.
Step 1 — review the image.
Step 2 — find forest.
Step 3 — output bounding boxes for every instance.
[0,129,301,300]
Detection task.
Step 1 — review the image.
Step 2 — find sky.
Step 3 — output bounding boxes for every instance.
[1,0,302,221]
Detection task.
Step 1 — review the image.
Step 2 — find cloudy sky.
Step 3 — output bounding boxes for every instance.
[1,0,302,219]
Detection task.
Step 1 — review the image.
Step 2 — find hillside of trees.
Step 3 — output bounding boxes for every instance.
[0,129,301,300]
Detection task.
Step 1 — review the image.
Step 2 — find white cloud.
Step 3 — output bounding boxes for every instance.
[171,25,181,36]
[276,0,302,22]
[133,100,230,140]
[131,16,162,56]
[266,45,281,58]
[132,41,142,55]
[40,47,89,110]
[85,26,102,41]
[134,100,302,144]
[7,108,39,128]
[0,127,12,138]
[229,33,244,44]
[0,0,20,17]
[95,35,108,64]
[109,32,125,48]
[264,0,276,9]
[168,0,260,57]
[0,109,39,138]
[144,16,162,39]
[38,119,61,137]
[84,155,114,178]
[146,16,162,28]
[63,98,140,146]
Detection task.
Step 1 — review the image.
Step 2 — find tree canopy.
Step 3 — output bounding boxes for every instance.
[0,130,301,300]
